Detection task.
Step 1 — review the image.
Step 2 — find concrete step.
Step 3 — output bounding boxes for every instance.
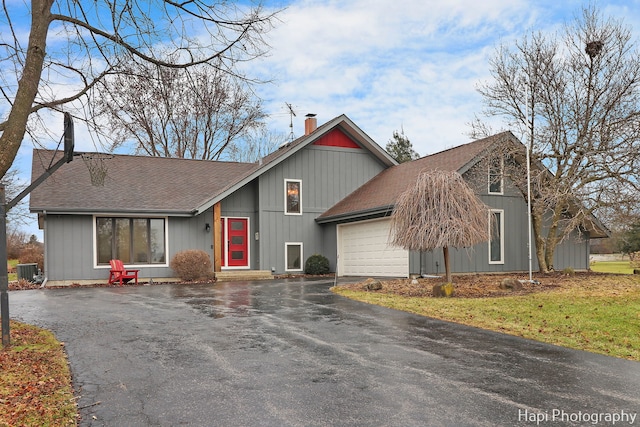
[215,270,273,282]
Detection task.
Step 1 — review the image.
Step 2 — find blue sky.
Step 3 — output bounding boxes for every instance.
[5,0,640,237]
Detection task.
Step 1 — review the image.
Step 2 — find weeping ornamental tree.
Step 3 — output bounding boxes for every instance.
[390,170,491,291]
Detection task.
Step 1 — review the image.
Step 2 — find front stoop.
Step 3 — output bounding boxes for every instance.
[215,270,273,282]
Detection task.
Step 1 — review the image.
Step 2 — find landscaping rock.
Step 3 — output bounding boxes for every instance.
[499,278,523,291]
[363,278,383,291]
[433,282,454,297]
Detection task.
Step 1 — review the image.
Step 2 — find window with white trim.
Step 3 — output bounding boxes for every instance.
[488,157,503,194]
[285,179,302,215]
[489,210,504,264]
[96,217,166,265]
[285,242,303,271]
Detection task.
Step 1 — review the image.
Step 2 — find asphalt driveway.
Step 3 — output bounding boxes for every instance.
[9,278,640,426]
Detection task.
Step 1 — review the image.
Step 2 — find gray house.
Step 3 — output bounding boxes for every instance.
[30,114,606,285]
[318,130,608,276]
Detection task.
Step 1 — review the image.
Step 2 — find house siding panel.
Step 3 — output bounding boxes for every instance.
[44,215,95,281]
[408,185,590,275]
[258,145,386,274]
[42,212,223,283]
[553,230,589,270]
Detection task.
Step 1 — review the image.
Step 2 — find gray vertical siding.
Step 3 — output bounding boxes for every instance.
[44,215,96,281]
[169,213,215,265]
[258,145,387,274]
[407,171,590,275]
[552,229,589,270]
[43,211,219,282]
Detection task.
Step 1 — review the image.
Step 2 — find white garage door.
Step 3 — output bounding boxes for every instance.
[338,218,409,277]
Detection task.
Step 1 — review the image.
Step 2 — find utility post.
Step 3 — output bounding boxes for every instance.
[0,186,8,346]
[0,113,74,347]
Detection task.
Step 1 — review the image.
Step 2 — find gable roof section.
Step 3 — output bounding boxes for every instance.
[317,131,518,223]
[191,114,397,214]
[313,128,361,149]
[29,114,396,216]
[29,150,255,215]
[317,131,609,238]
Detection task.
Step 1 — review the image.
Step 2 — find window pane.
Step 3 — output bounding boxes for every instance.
[96,217,166,265]
[115,218,131,262]
[133,219,149,263]
[489,158,502,193]
[231,220,244,231]
[286,244,301,270]
[490,212,502,262]
[97,218,112,264]
[231,251,244,260]
[231,236,243,245]
[286,181,300,213]
[150,219,165,263]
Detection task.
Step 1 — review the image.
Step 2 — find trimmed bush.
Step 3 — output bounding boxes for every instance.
[304,254,330,275]
[170,250,213,281]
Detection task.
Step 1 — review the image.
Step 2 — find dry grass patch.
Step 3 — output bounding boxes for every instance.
[333,272,640,360]
[0,320,77,426]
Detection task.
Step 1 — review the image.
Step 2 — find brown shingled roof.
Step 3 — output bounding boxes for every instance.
[29,114,396,216]
[29,150,256,214]
[318,131,516,222]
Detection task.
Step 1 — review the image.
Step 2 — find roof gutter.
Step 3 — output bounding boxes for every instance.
[315,205,395,224]
[30,208,197,217]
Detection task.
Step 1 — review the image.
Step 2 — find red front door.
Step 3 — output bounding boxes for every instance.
[221,218,248,267]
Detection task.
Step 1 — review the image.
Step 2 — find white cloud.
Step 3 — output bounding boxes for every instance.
[249,0,639,157]
[252,0,538,155]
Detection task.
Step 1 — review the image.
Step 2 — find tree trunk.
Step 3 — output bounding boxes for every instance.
[0,0,54,179]
[531,199,565,273]
[531,205,549,273]
[443,246,452,283]
[544,225,560,272]
[543,207,563,271]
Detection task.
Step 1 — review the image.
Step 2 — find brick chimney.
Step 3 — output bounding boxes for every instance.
[304,113,317,135]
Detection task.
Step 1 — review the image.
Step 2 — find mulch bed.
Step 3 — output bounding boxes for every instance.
[8,280,44,291]
[336,271,611,298]
[7,280,196,291]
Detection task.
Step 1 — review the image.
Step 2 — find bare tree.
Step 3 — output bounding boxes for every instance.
[0,168,30,227]
[390,170,491,286]
[0,0,279,178]
[93,62,266,160]
[474,5,640,272]
[224,128,287,163]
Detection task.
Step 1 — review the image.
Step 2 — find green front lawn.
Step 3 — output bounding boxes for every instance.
[590,261,636,274]
[8,259,18,281]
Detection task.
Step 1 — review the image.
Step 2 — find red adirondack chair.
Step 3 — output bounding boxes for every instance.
[108,259,139,286]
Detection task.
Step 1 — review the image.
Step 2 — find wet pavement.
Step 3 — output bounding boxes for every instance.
[8,278,640,426]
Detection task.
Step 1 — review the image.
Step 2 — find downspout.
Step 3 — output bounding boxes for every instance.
[41,210,48,288]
